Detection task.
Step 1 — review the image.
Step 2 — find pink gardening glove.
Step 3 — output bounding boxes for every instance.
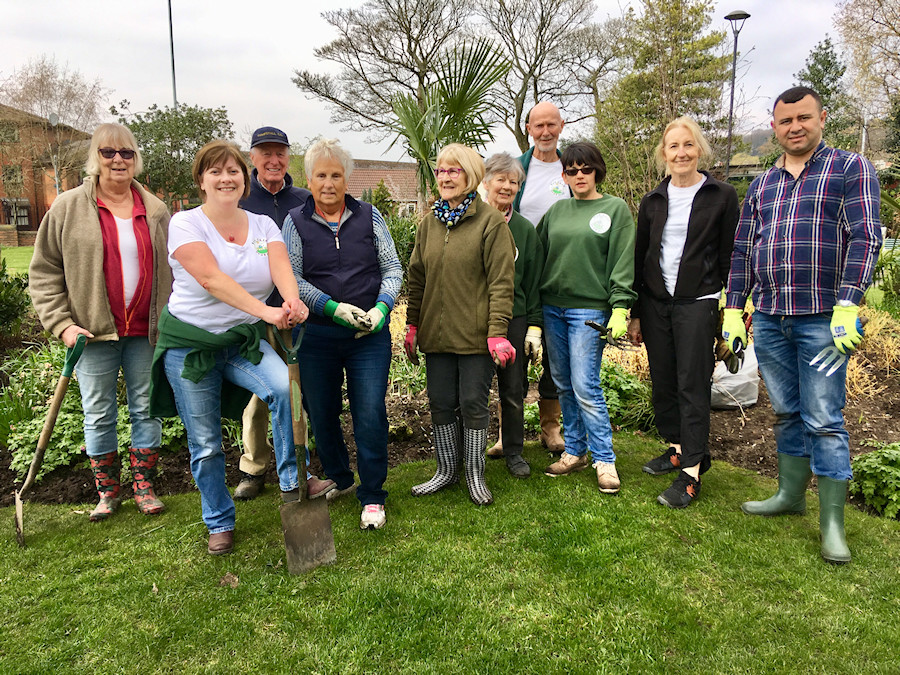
[487,337,516,368]
[404,325,419,365]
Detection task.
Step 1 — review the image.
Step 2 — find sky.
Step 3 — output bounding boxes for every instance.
[1,0,840,161]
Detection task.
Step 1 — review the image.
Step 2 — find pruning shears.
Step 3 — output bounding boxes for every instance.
[584,320,639,351]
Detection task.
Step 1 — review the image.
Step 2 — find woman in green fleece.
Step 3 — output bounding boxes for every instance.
[539,141,636,494]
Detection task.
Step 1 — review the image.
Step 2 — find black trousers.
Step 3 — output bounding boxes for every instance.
[537,335,558,400]
[495,316,527,454]
[641,296,718,470]
[425,352,495,429]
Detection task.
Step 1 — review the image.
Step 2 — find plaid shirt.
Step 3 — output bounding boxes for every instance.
[726,142,882,315]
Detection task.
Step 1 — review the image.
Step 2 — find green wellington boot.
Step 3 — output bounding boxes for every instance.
[741,453,812,516]
[818,477,851,564]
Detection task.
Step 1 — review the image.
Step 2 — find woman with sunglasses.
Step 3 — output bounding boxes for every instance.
[538,141,636,494]
[30,123,173,522]
[405,144,516,505]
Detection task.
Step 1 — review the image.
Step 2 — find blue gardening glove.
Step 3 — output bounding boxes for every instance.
[606,307,628,339]
[324,299,367,330]
[354,302,390,339]
[721,308,747,353]
[831,304,862,354]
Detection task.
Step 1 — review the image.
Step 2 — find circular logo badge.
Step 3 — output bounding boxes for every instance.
[514,245,520,262]
[589,213,611,235]
[550,178,567,196]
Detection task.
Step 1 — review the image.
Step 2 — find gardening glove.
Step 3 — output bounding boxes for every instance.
[354,302,390,339]
[524,326,543,364]
[404,324,420,365]
[606,307,629,340]
[721,308,748,354]
[488,337,516,368]
[324,299,367,330]
[831,304,863,354]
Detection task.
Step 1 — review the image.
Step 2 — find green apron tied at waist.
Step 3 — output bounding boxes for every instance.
[149,306,267,420]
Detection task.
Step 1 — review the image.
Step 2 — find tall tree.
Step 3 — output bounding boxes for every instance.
[0,56,108,191]
[113,102,233,209]
[794,37,859,150]
[292,0,474,139]
[594,0,730,209]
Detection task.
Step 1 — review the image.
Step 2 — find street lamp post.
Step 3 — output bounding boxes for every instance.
[168,0,178,108]
[725,10,750,180]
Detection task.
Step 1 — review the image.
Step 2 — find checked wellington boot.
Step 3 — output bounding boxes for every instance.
[464,427,493,505]
[412,421,460,496]
[89,451,122,522]
[130,448,166,516]
[818,477,852,564]
[741,453,812,516]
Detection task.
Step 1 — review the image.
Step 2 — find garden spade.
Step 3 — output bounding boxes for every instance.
[14,334,86,547]
[273,327,336,574]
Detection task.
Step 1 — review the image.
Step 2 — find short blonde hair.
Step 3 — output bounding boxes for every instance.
[654,116,712,173]
[305,138,354,178]
[191,140,251,201]
[84,123,143,177]
[436,144,484,194]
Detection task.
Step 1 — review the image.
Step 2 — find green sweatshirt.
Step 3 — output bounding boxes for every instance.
[149,307,266,419]
[536,196,637,311]
[508,210,544,325]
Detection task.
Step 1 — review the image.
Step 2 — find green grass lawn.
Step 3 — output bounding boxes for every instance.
[2,434,899,673]
[0,246,33,275]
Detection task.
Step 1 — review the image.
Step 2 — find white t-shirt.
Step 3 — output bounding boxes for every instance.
[661,180,718,300]
[167,207,284,333]
[113,216,139,306]
[519,156,569,227]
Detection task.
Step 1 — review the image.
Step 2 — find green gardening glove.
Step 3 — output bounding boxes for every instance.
[606,307,629,339]
[831,304,862,354]
[324,299,367,330]
[354,302,390,339]
[721,308,747,353]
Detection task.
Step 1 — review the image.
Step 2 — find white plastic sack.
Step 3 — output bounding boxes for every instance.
[710,342,759,409]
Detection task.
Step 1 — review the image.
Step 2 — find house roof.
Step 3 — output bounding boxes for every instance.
[347,159,418,202]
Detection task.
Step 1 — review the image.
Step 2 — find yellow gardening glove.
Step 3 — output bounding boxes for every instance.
[831,304,862,354]
[721,308,747,353]
[606,307,628,339]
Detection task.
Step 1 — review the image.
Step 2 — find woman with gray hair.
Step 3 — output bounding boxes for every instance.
[481,153,545,478]
[30,122,172,521]
[282,138,403,530]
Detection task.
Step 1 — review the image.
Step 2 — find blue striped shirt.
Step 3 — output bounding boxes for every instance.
[726,142,882,315]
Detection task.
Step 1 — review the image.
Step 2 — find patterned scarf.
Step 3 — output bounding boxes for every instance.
[432,192,476,227]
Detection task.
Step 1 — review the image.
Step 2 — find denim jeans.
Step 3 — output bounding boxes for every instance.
[75,337,161,456]
[543,305,614,464]
[163,341,298,533]
[298,324,391,506]
[753,312,851,480]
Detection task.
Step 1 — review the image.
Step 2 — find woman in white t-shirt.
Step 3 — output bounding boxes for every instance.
[154,140,306,555]
[628,117,739,509]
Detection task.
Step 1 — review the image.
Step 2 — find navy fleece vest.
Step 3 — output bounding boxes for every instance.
[287,196,381,326]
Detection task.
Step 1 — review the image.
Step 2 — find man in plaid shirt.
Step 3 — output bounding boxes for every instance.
[722,86,882,565]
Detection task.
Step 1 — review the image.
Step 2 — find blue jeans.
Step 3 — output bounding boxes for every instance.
[298,324,390,507]
[163,341,298,533]
[543,305,614,464]
[75,337,161,456]
[753,312,851,480]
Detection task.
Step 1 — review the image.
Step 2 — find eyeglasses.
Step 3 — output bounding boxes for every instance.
[98,147,136,160]
[563,166,595,177]
[434,167,464,178]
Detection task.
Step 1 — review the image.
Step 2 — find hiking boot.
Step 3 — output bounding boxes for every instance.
[234,472,265,501]
[505,453,531,478]
[642,447,681,476]
[208,530,234,555]
[545,452,590,477]
[307,476,337,500]
[657,471,700,508]
[594,461,620,494]
[360,504,387,530]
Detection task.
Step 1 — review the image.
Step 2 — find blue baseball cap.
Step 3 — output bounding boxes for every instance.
[251,126,290,148]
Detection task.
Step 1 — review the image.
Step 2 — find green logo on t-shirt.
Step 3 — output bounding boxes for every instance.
[254,238,268,256]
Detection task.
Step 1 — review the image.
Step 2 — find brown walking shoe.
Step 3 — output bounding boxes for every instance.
[545,452,590,477]
[593,461,620,494]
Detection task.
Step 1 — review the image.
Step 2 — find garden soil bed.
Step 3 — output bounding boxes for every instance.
[3,354,900,508]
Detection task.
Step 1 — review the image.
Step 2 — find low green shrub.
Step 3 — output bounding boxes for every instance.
[388,355,426,396]
[600,360,655,431]
[851,440,900,518]
[0,258,30,338]
[523,401,540,435]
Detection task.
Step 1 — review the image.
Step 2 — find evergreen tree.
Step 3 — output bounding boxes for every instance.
[794,37,859,151]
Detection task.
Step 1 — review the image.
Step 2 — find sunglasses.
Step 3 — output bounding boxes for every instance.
[98,147,136,160]
[563,166,595,176]
[434,167,463,178]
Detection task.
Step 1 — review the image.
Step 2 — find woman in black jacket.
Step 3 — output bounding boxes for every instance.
[628,116,739,508]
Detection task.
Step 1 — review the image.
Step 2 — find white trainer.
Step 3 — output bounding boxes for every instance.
[360,504,386,530]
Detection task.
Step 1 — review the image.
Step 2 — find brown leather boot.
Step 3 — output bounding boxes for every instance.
[130,448,165,516]
[487,404,503,458]
[539,398,565,454]
[89,451,122,521]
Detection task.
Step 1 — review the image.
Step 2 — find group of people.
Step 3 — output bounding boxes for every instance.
[28,84,881,564]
